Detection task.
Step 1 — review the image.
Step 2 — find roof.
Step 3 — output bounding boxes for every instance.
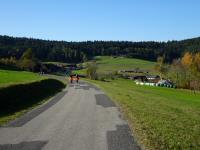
[146,75,160,79]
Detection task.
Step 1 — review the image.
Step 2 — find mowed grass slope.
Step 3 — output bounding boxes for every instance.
[74,56,156,75]
[95,56,156,73]
[86,79,200,149]
[0,69,44,87]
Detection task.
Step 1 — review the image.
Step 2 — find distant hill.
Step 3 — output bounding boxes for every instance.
[0,35,200,63]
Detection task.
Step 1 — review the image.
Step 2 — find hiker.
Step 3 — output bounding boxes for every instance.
[70,75,73,83]
[76,74,80,83]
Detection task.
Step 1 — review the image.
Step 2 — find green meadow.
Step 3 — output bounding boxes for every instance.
[95,56,156,73]
[85,78,200,150]
[74,56,156,75]
[0,69,44,87]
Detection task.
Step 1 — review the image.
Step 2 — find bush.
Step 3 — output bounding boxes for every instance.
[86,62,98,80]
[97,74,106,81]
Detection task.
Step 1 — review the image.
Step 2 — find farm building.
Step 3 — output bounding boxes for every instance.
[146,75,160,80]
[118,69,148,74]
[146,75,160,83]
[133,75,160,83]
[133,76,148,82]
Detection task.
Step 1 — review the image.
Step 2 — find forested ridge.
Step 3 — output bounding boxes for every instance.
[0,35,200,63]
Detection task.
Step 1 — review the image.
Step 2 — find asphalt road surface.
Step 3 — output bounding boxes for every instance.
[0,81,140,150]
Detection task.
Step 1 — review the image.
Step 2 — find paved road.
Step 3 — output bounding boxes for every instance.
[0,81,140,150]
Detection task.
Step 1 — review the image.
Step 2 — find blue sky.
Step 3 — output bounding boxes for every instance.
[0,0,200,41]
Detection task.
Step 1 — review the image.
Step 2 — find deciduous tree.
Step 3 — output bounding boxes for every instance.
[18,48,38,71]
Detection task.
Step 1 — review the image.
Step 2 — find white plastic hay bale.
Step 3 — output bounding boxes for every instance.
[150,83,155,86]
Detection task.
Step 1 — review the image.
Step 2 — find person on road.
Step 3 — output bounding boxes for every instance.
[70,75,73,84]
[76,74,80,83]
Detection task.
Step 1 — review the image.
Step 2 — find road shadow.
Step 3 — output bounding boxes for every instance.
[107,125,140,150]
[95,94,116,107]
[2,91,67,127]
[0,141,48,150]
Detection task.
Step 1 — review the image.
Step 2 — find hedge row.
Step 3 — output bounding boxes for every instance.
[0,79,65,114]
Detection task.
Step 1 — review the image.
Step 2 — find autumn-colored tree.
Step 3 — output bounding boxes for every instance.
[166,52,200,90]
[0,56,17,66]
[168,59,186,88]
[194,53,200,73]
[181,52,193,68]
[155,56,168,79]
[180,52,193,88]
[9,56,17,65]
[190,53,200,91]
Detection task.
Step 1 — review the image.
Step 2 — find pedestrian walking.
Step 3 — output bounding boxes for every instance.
[70,75,73,84]
[76,74,80,83]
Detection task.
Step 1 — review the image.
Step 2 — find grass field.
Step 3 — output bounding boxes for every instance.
[85,78,200,149]
[95,56,156,73]
[74,56,156,75]
[0,69,44,87]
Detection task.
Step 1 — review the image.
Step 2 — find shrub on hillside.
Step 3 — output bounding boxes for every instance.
[86,62,98,80]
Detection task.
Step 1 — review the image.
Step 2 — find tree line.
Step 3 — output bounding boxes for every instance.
[0,48,41,72]
[155,52,200,91]
[0,35,200,63]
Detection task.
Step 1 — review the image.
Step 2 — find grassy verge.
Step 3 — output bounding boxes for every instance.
[0,69,45,87]
[85,78,200,149]
[0,79,66,125]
